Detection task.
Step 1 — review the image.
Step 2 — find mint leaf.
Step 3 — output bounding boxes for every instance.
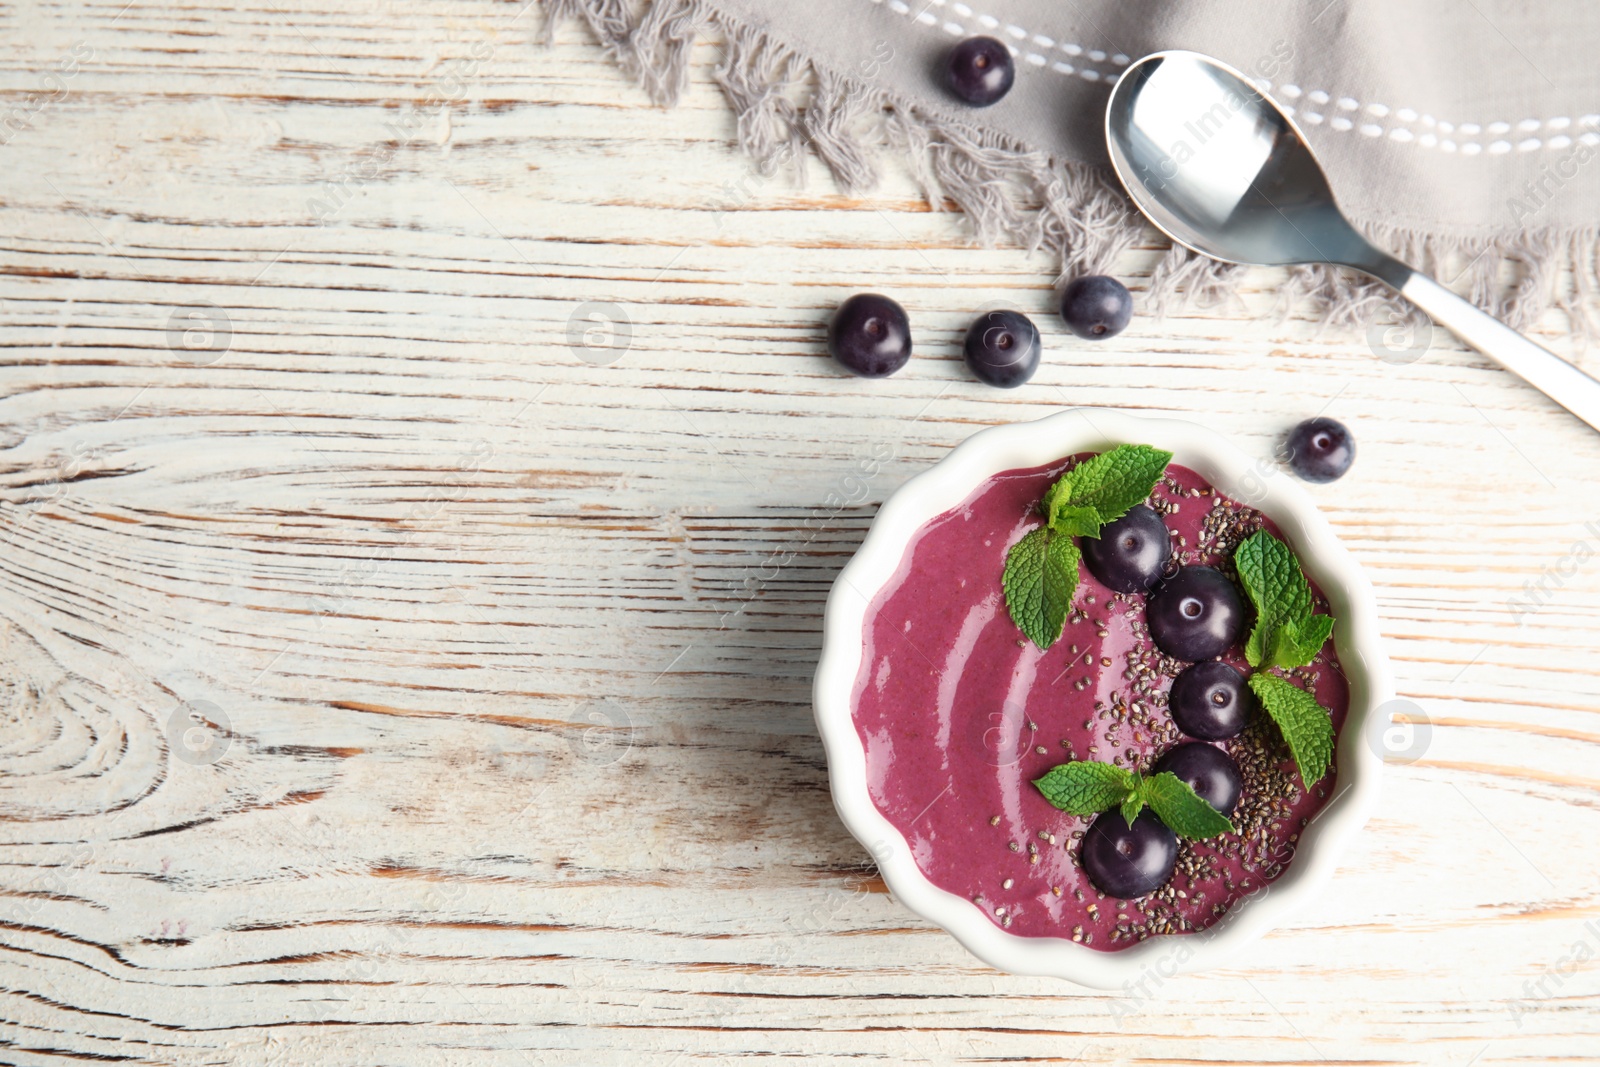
[1041,479,1078,530]
[1140,772,1235,839]
[1043,444,1173,534]
[1033,761,1136,815]
[1237,530,1313,623]
[1277,614,1335,668]
[1047,503,1102,538]
[1033,761,1237,841]
[1042,534,1080,636]
[1248,671,1335,787]
[1119,786,1145,827]
[1002,528,1050,647]
[1237,530,1334,669]
[1003,528,1080,649]
[1005,444,1172,649]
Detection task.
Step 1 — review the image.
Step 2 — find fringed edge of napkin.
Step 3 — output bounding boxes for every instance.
[542,0,1599,340]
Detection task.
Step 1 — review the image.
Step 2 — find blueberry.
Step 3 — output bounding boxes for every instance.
[1081,505,1170,593]
[1152,742,1243,818]
[945,37,1014,107]
[828,293,912,378]
[1080,809,1178,899]
[1146,566,1246,662]
[1168,661,1254,740]
[1285,417,1355,483]
[1060,275,1133,340]
[963,309,1040,388]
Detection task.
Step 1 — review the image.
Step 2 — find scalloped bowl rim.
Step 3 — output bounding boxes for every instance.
[812,408,1391,988]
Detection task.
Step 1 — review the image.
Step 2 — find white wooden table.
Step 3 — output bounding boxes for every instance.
[3,3,1599,1063]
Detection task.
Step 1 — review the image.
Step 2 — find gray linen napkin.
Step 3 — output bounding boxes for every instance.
[545,0,1600,329]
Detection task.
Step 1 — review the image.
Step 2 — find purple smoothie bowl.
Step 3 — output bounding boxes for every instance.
[813,409,1393,987]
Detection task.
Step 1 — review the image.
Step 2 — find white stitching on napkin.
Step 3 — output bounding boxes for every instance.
[869,0,1121,80]
[871,0,1596,155]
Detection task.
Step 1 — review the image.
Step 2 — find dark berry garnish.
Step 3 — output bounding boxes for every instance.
[963,309,1040,388]
[1152,742,1243,818]
[1168,661,1254,740]
[1081,504,1170,593]
[1285,417,1355,483]
[945,36,1015,107]
[1080,809,1178,899]
[1060,275,1133,340]
[827,293,912,378]
[1146,565,1246,662]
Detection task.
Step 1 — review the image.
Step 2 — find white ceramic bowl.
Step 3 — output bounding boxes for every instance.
[813,408,1391,988]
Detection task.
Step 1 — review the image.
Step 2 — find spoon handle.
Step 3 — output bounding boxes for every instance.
[1397,272,1600,434]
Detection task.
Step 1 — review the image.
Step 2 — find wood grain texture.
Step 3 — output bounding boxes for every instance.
[2,1,1600,1063]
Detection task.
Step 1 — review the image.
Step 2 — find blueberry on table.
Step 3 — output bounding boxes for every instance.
[1168,660,1254,740]
[945,36,1015,107]
[1080,809,1178,899]
[1081,504,1170,593]
[827,293,912,378]
[1060,275,1133,340]
[1285,417,1355,483]
[1146,565,1245,662]
[963,309,1040,388]
[1152,742,1244,818]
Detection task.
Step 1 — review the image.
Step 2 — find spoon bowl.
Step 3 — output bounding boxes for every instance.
[1106,53,1379,276]
[1105,50,1600,434]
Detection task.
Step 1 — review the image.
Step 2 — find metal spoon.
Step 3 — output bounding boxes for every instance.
[1105,49,1600,434]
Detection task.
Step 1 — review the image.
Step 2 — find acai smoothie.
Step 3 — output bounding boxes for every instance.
[851,449,1348,950]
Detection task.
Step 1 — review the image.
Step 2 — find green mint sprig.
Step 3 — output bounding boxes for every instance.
[1001,528,1082,651]
[1236,530,1335,670]
[1033,759,1234,840]
[1002,444,1173,649]
[1042,444,1174,536]
[1248,672,1335,788]
[1234,530,1337,788]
